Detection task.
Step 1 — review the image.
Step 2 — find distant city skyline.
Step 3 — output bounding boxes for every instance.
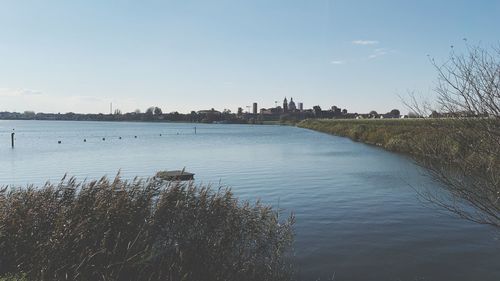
[1,0,499,114]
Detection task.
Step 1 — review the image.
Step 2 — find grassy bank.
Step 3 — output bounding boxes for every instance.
[298,118,499,185]
[298,118,466,156]
[298,118,500,226]
[0,176,294,281]
[298,118,425,155]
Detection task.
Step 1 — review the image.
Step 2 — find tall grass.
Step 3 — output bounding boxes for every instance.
[298,118,464,156]
[298,118,498,168]
[0,175,295,281]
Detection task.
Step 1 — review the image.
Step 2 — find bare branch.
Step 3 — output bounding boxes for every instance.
[404,43,500,227]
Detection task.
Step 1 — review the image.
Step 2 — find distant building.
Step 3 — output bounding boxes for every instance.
[331,106,341,115]
[252,102,258,114]
[283,97,288,113]
[260,107,282,115]
[288,97,296,111]
[197,109,221,115]
[298,102,303,111]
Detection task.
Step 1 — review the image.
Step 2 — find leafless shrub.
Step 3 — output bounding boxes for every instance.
[406,43,500,227]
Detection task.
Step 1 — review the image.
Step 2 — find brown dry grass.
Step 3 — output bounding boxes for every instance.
[0,175,294,281]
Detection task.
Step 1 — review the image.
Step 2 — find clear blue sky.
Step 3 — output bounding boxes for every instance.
[0,0,499,114]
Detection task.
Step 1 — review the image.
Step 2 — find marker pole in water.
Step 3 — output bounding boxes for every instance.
[194,126,197,135]
[11,130,15,148]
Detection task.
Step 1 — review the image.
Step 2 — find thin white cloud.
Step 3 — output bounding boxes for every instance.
[330,60,344,65]
[21,89,43,96]
[352,40,379,45]
[0,88,18,97]
[0,88,42,97]
[368,48,390,59]
[0,88,165,114]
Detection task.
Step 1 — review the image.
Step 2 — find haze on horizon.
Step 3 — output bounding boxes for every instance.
[0,0,499,114]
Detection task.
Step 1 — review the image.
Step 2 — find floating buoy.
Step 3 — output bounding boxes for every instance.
[84,139,86,142]
[134,136,137,138]
[119,136,122,139]
[102,138,105,141]
[58,141,62,144]
[160,134,162,136]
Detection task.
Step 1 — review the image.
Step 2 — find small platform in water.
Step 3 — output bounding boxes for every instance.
[156,170,195,181]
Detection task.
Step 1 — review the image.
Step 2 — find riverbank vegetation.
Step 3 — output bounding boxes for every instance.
[0,176,295,281]
[299,117,499,227]
[300,44,500,227]
[298,118,434,153]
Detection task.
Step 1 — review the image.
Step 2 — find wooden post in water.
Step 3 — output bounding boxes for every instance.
[194,126,197,135]
[11,131,15,148]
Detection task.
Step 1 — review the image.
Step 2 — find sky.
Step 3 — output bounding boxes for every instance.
[0,0,499,114]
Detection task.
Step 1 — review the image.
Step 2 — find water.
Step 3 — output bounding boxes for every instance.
[1,120,499,280]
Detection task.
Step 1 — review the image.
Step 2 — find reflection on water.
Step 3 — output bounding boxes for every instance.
[1,120,499,280]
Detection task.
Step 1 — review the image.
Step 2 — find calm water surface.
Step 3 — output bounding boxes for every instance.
[1,120,499,280]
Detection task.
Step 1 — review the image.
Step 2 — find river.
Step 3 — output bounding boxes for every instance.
[1,120,498,280]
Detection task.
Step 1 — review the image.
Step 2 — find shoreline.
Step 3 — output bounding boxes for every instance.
[0,118,283,126]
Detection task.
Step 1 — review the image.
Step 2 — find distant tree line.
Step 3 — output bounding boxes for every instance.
[0,107,249,124]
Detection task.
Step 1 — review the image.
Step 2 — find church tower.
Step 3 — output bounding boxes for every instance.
[288,97,296,111]
[283,97,288,112]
